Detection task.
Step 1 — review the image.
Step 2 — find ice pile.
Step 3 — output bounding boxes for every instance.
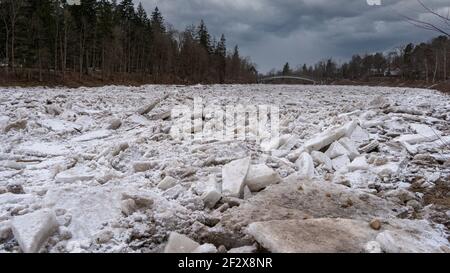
[0,85,449,253]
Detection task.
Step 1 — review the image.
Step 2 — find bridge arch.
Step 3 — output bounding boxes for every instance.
[259,75,316,84]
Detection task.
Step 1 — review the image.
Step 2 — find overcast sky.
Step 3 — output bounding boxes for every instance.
[140,0,450,73]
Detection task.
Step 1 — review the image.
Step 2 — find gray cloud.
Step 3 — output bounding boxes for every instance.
[140,0,450,72]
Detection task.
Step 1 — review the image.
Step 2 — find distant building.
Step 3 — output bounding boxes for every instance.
[384,67,401,77]
[369,68,384,77]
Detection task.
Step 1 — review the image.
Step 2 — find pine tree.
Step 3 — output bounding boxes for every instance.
[282,62,291,75]
[215,34,226,83]
[151,6,164,33]
[197,19,211,54]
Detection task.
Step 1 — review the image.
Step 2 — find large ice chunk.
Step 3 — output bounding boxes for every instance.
[201,176,222,208]
[244,164,281,192]
[296,152,315,179]
[11,209,59,253]
[303,120,357,152]
[325,141,349,159]
[164,232,200,253]
[222,157,251,198]
[311,151,333,171]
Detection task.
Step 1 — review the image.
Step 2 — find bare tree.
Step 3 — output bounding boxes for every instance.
[0,0,10,74]
[6,0,23,73]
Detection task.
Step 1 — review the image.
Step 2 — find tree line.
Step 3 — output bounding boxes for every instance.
[0,0,257,85]
[270,35,450,84]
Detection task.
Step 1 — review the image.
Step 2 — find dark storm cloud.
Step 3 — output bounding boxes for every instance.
[140,0,450,72]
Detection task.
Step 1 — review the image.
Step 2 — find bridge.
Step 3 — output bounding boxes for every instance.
[258,75,317,84]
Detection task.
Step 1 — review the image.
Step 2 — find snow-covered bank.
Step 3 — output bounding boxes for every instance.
[0,85,449,253]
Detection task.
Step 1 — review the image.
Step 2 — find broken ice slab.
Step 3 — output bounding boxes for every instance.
[137,94,169,115]
[222,157,251,198]
[271,135,298,157]
[72,129,112,142]
[228,245,257,253]
[132,161,157,173]
[311,151,333,171]
[247,218,450,253]
[0,193,36,207]
[347,156,369,172]
[246,218,378,253]
[325,141,349,159]
[15,142,70,157]
[44,185,123,241]
[373,162,400,178]
[106,118,122,130]
[415,135,450,151]
[157,176,178,191]
[374,219,449,253]
[338,137,360,160]
[127,114,151,126]
[296,152,315,179]
[383,106,424,116]
[332,155,350,171]
[399,141,418,155]
[303,120,358,152]
[360,120,384,129]
[37,118,82,133]
[164,232,200,253]
[260,137,282,152]
[244,164,281,192]
[409,123,440,137]
[202,189,222,209]
[394,124,441,145]
[201,176,222,208]
[11,209,59,253]
[55,166,96,183]
[192,243,218,253]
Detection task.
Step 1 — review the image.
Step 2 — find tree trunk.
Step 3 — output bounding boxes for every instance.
[54,15,59,76]
[444,47,447,80]
[11,23,15,73]
[79,32,83,80]
[2,18,9,75]
[9,0,21,74]
[433,53,438,84]
[63,22,68,80]
[101,44,105,81]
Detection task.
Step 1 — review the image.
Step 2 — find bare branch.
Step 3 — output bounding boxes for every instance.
[417,0,450,27]
[403,14,450,37]
[402,1,450,37]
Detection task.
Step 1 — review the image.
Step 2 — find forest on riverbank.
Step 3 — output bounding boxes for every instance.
[0,0,257,86]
